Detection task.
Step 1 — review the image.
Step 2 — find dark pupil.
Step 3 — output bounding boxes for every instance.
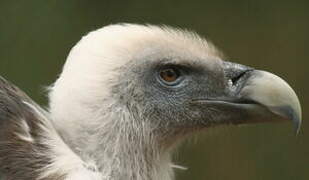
[160,69,178,82]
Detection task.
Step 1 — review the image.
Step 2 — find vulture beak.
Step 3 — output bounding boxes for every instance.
[193,63,302,133]
[238,70,302,133]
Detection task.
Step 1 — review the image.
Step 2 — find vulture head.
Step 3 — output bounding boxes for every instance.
[0,24,301,180]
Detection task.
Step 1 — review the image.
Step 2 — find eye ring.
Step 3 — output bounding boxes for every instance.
[158,67,183,86]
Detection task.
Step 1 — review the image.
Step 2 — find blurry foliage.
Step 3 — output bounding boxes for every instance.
[0,0,308,179]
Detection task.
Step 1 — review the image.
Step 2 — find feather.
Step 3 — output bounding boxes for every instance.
[0,76,100,180]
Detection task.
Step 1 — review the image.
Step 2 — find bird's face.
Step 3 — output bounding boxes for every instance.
[50,24,301,145]
[114,45,301,138]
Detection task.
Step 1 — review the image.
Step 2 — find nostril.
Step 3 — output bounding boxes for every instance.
[231,71,248,86]
[223,61,254,87]
[228,69,254,90]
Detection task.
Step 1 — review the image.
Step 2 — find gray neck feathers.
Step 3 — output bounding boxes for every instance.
[60,99,174,180]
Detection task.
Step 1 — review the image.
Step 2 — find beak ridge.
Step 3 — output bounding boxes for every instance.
[240,70,302,133]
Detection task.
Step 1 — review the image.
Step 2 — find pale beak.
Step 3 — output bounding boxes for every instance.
[240,70,302,133]
[192,63,302,133]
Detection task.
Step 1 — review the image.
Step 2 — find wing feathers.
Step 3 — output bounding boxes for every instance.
[0,77,99,180]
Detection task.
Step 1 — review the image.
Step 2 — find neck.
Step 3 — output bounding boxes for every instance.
[63,103,175,180]
[93,128,173,180]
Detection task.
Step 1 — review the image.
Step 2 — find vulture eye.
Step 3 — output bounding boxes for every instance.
[159,67,182,85]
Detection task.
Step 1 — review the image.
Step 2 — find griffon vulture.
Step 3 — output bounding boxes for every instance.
[0,24,301,180]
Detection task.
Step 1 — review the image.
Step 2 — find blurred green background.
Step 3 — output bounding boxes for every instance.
[0,0,308,179]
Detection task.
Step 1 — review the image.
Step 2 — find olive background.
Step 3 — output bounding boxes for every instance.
[0,0,308,179]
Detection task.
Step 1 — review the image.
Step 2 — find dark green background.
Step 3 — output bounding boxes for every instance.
[0,0,308,179]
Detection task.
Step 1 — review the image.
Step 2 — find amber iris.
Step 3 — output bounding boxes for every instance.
[159,68,179,83]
